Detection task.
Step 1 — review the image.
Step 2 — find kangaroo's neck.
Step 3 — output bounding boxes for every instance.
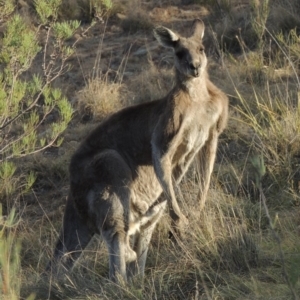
[175,70,209,102]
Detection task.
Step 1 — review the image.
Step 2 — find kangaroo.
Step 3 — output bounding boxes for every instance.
[47,19,228,283]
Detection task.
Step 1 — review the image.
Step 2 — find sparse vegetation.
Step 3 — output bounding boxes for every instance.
[1,0,300,299]
[0,206,35,300]
[77,77,125,120]
[0,0,80,215]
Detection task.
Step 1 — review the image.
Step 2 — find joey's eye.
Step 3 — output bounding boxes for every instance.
[199,47,205,53]
[176,50,185,59]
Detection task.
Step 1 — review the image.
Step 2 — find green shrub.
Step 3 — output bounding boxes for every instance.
[0,0,83,211]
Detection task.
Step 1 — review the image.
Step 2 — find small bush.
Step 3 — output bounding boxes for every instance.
[77,78,125,120]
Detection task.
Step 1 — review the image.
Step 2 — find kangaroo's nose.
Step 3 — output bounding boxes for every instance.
[189,62,200,70]
[190,61,200,77]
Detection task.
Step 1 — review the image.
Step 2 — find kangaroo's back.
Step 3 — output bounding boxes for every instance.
[69,97,168,183]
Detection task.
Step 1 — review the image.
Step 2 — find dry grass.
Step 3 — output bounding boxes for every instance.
[77,77,126,121]
[2,0,300,299]
[20,176,300,299]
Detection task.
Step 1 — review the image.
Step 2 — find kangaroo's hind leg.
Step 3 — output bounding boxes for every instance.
[96,187,131,282]
[47,194,94,275]
[90,150,136,283]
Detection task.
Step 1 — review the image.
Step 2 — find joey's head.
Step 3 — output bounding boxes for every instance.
[153,19,207,81]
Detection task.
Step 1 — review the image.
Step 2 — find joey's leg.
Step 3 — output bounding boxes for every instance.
[127,201,167,279]
[125,234,137,263]
[47,195,94,274]
[131,192,149,215]
[126,224,156,278]
[196,129,219,210]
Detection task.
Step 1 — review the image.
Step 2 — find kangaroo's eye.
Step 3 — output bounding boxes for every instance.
[199,47,205,53]
[176,50,185,59]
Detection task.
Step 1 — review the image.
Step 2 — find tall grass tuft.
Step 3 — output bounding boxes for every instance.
[0,205,35,300]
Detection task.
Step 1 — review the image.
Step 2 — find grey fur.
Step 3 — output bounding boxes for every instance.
[47,19,228,283]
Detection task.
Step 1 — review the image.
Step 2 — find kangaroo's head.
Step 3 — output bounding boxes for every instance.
[153,19,207,80]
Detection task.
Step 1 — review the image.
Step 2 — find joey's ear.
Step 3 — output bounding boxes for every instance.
[153,26,179,48]
[191,19,205,40]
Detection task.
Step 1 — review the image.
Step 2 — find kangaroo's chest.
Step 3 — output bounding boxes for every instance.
[170,100,220,174]
[179,100,219,149]
[180,120,205,153]
[171,119,206,172]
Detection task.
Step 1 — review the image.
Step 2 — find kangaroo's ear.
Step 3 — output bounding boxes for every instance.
[153,26,179,48]
[191,19,205,40]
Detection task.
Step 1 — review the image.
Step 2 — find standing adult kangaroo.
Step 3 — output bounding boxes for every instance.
[48,19,228,283]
